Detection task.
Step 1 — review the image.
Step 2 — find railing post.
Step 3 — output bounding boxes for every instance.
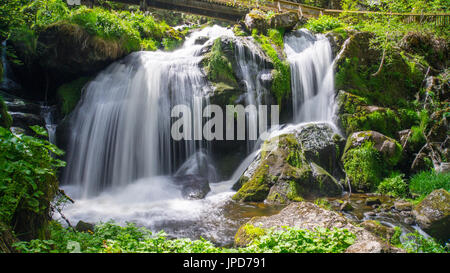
[277,1,281,12]
[298,6,303,17]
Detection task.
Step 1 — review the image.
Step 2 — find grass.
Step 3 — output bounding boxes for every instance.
[409,171,450,197]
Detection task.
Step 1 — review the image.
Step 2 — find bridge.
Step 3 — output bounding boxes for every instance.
[80,0,449,25]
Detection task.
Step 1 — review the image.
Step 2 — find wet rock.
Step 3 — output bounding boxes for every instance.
[233,123,344,203]
[412,189,450,241]
[399,31,449,70]
[340,200,354,212]
[394,201,413,211]
[234,202,402,252]
[268,12,298,31]
[75,221,95,233]
[365,197,381,206]
[194,36,209,45]
[360,220,395,242]
[244,10,268,33]
[172,175,211,200]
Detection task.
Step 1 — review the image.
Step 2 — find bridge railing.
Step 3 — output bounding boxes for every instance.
[209,0,449,26]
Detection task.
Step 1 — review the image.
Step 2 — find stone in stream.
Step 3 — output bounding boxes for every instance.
[232,122,345,204]
[171,175,211,200]
[234,202,403,253]
[412,189,450,242]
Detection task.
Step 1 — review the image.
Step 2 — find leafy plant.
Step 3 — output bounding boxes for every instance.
[14,221,356,253]
[377,172,409,198]
[305,15,343,33]
[0,126,65,225]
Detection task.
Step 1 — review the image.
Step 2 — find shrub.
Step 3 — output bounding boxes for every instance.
[377,172,409,198]
[0,126,65,239]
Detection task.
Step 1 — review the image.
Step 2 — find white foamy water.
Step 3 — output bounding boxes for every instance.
[285,29,335,123]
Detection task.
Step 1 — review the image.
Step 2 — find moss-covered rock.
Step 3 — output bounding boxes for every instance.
[342,131,403,192]
[399,31,449,71]
[57,76,91,117]
[234,202,402,252]
[233,123,344,203]
[360,220,395,242]
[412,189,450,242]
[234,223,266,247]
[335,32,424,108]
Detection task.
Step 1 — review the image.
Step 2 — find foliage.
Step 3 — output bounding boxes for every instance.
[343,142,384,192]
[14,221,356,253]
[409,170,450,197]
[305,15,343,33]
[0,96,13,128]
[2,0,182,54]
[400,231,449,253]
[252,29,291,106]
[377,172,409,198]
[203,38,237,86]
[0,126,65,225]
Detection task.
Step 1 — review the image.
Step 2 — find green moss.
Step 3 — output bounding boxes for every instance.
[335,51,423,108]
[0,96,12,128]
[57,77,91,116]
[232,164,271,202]
[234,224,267,247]
[203,38,238,87]
[286,180,304,202]
[252,29,291,106]
[342,142,385,192]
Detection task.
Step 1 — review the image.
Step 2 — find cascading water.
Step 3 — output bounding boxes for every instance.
[284,29,335,123]
[63,26,236,198]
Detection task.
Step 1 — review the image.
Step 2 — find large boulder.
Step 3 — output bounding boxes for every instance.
[399,31,449,70]
[412,189,450,242]
[334,31,423,108]
[171,175,211,200]
[244,9,268,33]
[232,123,344,204]
[9,23,130,100]
[335,90,407,138]
[268,12,299,31]
[342,131,403,192]
[234,202,402,253]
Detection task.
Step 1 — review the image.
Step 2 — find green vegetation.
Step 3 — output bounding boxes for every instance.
[2,0,183,54]
[0,126,65,239]
[377,172,409,198]
[342,142,385,192]
[409,171,450,198]
[57,77,91,116]
[203,38,237,86]
[252,29,291,106]
[305,15,343,33]
[14,221,356,253]
[400,231,449,253]
[0,96,13,128]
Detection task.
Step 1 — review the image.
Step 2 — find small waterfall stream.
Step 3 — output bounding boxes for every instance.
[284,29,335,123]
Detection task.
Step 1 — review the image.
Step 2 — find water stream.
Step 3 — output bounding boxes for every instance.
[56,26,418,245]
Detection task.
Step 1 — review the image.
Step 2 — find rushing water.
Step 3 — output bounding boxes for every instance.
[59,26,416,245]
[284,29,335,123]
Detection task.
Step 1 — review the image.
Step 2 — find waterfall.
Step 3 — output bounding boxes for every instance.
[284,29,335,123]
[1,40,21,91]
[63,26,234,198]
